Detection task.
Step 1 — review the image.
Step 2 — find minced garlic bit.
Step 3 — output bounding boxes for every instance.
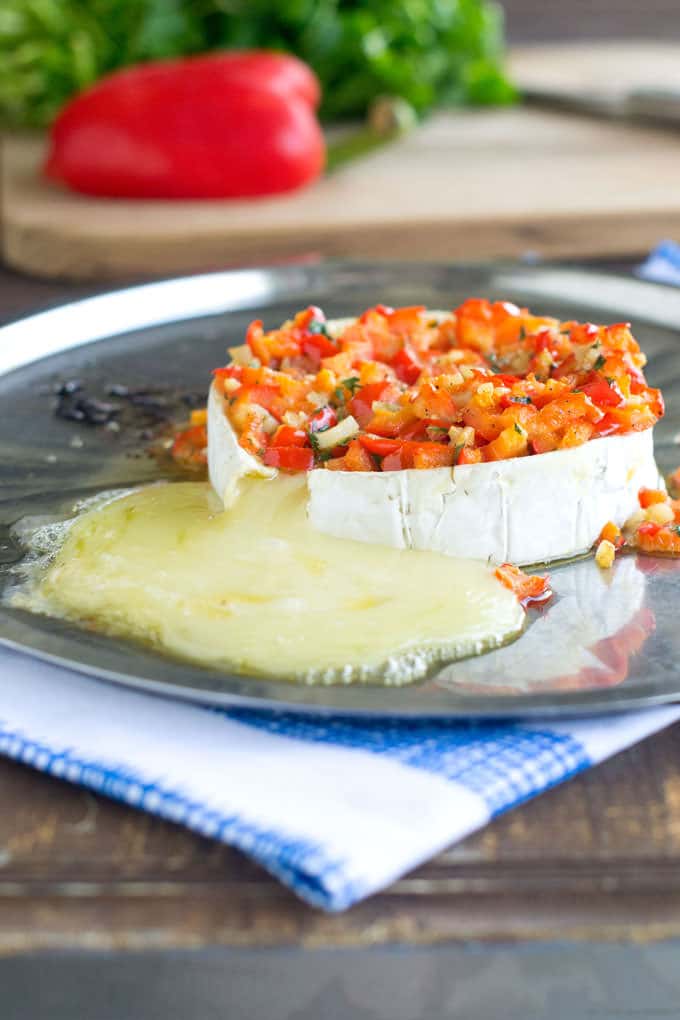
[306,390,329,409]
[595,539,616,570]
[622,508,646,534]
[283,411,307,428]
[449,425,475,447]
[646,502,675,525]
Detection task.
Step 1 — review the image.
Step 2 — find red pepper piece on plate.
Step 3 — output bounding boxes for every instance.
[495,563,553,606]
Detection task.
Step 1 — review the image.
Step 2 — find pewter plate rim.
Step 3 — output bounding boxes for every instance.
[1,258,679,718]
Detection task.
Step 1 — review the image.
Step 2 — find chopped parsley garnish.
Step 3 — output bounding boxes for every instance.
[518,326,527,341]
[593,354,606,371]
[308,431,332,461]
[511,396,532,405]
[673,525,680,537]
[514,423,523,434]
[332,376,361,404]
[308,318,330,337]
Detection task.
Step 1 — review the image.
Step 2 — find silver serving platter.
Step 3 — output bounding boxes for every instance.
[1,260,679,717]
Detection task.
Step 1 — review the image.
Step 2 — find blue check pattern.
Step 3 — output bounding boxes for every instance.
[229,711,590,815]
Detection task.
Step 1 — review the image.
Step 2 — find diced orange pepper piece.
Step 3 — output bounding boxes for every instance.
[639,487,667,509]
[457,446,483,465]
[483,424,528,462]
[636,523,680,556]
[190,408,207,427]
[598,521,624,549]
[344,440,375,472]
[412,444,456,469]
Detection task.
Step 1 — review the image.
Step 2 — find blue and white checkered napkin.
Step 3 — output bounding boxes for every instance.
[4,245,680,911]
[638,240,680,285]
[2,645,679,910]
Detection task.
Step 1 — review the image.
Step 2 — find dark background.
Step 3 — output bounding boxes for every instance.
[502,0,680,41]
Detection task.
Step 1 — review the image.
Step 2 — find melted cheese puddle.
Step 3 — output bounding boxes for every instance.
[12,477,525,684]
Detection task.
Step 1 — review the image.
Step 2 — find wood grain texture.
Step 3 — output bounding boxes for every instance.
[502,0,680,43]
[5,43,680,281]
[3,262,680,953]
[1,724,680,954]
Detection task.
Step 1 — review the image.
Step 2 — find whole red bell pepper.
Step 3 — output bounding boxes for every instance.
[45,51,325,199]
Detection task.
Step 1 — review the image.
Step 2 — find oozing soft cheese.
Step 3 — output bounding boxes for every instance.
[12,477,524,684]
[208,376,662,566]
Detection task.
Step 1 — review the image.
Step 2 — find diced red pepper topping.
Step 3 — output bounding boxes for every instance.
[309,406,338,432]
[262,446,315,471]
[392,346,423,384]
[189,298,665,479]
[301,333,339,364]
[358,435,403,457]
[581,376,624,408]
[271,425,308,448]
[348,382,390,428]
[639,487,667,508]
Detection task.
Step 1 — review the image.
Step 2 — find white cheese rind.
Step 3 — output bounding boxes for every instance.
[207,314,662,565]
[307,429,661,566]
[207,381,275,507]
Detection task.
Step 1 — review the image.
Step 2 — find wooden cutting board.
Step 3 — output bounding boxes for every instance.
[4,42,680,281]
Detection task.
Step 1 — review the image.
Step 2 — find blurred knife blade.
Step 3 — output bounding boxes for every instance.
[523,86,680,129]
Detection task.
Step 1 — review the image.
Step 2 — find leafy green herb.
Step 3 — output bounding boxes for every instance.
[0,0,516,129]
[518,326,527,341]
[673,525,680,537]
[308,431,332,461]
[0,0,205,128]
[593,354,606,371]
[511,396,532,405]
[308,318,330,338]
[513,423,523,434]
[333,376,361,404]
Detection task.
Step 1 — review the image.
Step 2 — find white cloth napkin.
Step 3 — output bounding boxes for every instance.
[2,645,678,910]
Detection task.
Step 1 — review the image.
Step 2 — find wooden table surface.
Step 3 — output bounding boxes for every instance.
[3,265,680,960]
